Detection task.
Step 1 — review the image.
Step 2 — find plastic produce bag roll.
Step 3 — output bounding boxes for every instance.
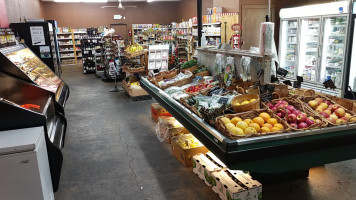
[259,22,275,56]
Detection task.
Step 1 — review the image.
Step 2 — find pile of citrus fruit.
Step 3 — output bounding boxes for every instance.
[220,112,284,136]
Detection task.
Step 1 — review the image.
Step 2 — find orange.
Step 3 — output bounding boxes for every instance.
[259,112,271,122]
[243,119,253,125]
[236,121,248,131]
[260,127,270,133]
[274,123,284,130]
[230,117,242,125]
[249,123,261,132]
[271,127,281,132]
[262,123,273,130]
[267,118,278,125]
[253,117,265,127]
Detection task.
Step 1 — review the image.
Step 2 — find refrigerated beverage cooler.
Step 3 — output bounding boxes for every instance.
[10,20,61,77]
[279,1,351,96]
[345,0,356,99]
[0,44,69,115]
[0,72,67,192]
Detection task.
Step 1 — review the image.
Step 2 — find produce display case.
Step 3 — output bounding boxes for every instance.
[0,44,69,114]
[141,77,356,177]
[0,72,67,192]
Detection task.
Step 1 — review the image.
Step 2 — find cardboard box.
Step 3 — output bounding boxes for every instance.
[151,103,172,122]
[192,152,227,186]
[212,169,262,200]
[156,117,184,143]
[171,135,208,167]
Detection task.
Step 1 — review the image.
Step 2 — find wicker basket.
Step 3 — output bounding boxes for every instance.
[179,96,202,118]
[298,95,356,126]
[123,65,145,74]
[159,76,193,90]
[231,94,260,113]
[183,83,215,96]
[182,65,198,73]
[215,109,291,140]
[194,70,210,77]
[273,84,289,98]
[263,97,328,131]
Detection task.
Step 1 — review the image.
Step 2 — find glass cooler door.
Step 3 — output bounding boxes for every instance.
[298,18,321,82]
[279,19,299,78]
[320,16,348,89]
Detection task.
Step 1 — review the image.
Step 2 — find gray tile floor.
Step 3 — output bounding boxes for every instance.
[55,65,356,200]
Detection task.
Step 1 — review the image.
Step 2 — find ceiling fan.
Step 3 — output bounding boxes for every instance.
[101,0,137,10]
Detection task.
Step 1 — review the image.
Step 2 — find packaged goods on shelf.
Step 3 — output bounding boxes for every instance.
[212,169,262,200]
[151,103,172,122]
[171,134,208,167]
[156,117,185,142]
[192,152,226,186]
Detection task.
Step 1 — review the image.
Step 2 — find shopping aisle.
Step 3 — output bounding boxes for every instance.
[56,65,356,200]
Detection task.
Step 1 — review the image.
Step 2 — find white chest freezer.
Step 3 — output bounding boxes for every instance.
[0,127,54,200]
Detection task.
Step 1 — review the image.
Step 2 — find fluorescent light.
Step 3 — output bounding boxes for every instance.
[54,0,108,2]
[147,0,154,2]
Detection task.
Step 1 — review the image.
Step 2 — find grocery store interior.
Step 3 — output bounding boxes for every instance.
[1,0,356,200]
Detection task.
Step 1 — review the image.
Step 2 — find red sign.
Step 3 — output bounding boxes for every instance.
[231,24,241,31]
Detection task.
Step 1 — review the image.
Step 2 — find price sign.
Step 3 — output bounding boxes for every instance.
[266,84,275,92]
[231,24,241,31]
[261,93,273,102]
[293,81,301,88]
[218,97,229,104]
[323,79,337,89]
[257,69,264,78]
[283,80,292,86]
[297,76,304,82]
[271,76,279,83]
[277,68,289,77]
[260,85,267,94]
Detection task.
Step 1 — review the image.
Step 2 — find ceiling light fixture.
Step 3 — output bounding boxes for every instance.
[147,0,154,2]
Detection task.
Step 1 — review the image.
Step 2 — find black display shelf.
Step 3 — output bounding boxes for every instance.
[141,77,356,175]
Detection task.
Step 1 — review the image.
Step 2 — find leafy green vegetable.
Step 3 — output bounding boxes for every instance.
[181,59,197,69]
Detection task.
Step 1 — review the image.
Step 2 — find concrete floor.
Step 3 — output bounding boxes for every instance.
[55,65,356,200]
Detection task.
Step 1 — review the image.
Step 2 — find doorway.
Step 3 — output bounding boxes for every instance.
[241,4,275,50]
[110,23,128,43]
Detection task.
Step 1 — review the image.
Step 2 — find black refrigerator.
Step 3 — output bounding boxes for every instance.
[0,72,67,192]
[0,44,69,115]
[10,20,61,77]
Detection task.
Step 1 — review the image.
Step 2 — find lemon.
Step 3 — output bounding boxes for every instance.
[221,117,231,124]
[245,127,257,134]
[230,127,245,136]
[236,121,248,131]
[250,99,256,103]
[225,123,235,131]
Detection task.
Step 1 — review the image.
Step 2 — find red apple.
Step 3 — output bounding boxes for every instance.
[292,110,302,116]
[335,108,346,118]
[320,103,328,110]
[336,119,346,124]
[297,113,307,123]
[277,112,283,118]
[298,122,309,129]
[308,100,318,109]
[286,105,295,113]
[271,107,277,112]
[266,102,274,109]
[277,109,287,118]
[320,112,330,118]
[289,123,298,129]
[287,114,297,123]
[324,100,332,106]
[315,98,324,105]
[305,118,315,126]
[327,117,336,124]
[330,105,339,112]
[345,113,352,119]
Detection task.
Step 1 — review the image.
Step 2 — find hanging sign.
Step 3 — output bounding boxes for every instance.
[231,24,241,31]
[30,26,45,46]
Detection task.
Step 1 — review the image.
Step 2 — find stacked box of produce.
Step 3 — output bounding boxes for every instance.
[151,103,172,122]
[171,134,208,167]
[192,152,227,186]
[154,71,193,90]
[211,169,262,200]
[156,117,185,143]
[123,76,148,97]
[216,110,289,139]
